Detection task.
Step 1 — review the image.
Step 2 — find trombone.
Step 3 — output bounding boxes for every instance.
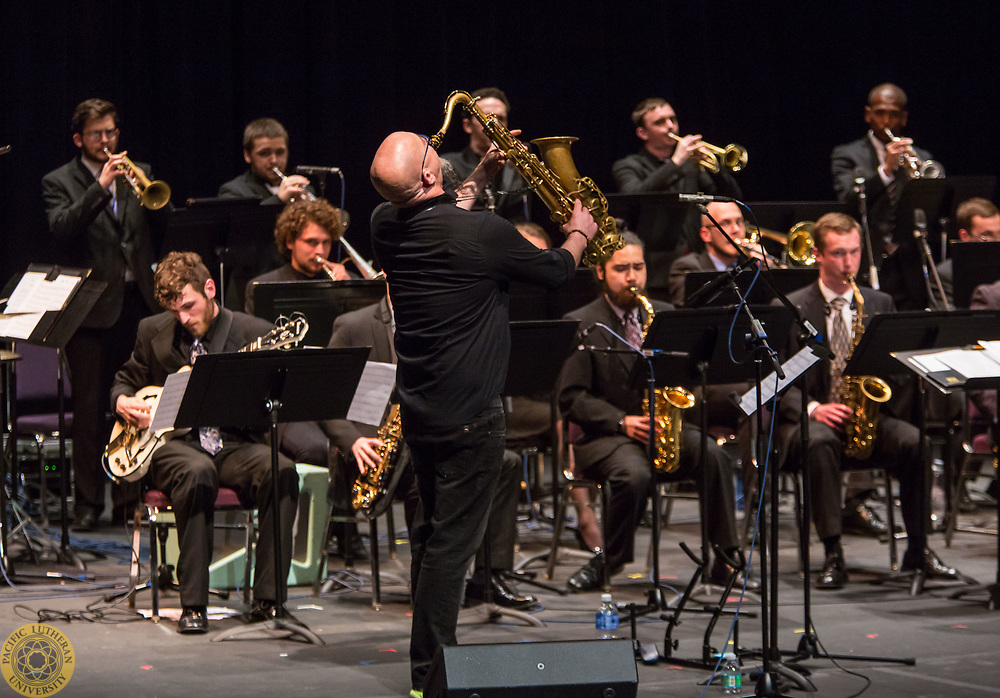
[312,210,386,281]
[103,148,170,209]
[749,221,816,266]
[669,133,748,173]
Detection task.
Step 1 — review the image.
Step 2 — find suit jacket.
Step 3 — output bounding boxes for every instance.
[42,155,157,328]
[218,170,282,205]
[970,279,1000,310]
[611,149,741,292]
[110,306,275,439]
[323,297,395,452]
[773,281,894,440]
[558,294,673,469]
[667,250,716,306]
[441,147,530,222]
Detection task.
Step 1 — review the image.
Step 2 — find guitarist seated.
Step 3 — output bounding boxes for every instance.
[110,251,300,634]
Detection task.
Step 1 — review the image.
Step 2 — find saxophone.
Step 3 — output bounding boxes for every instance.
[839,275,892,459]
[632,287,695,472]
[429,90,623,266]
[351,403,403,517]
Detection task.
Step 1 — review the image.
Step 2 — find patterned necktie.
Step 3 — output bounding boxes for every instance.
[190,339,223,455]
[624,311,643,350]
[828,297,850,402]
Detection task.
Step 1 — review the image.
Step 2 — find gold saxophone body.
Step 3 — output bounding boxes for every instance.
[632,287,695,472]
[351,403,403,516]
[429,90,623,266]
[840,275,892,460]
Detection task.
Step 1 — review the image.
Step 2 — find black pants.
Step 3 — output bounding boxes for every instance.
[406,399,506,691]
[149,438,299,607]
[580,426,738,572]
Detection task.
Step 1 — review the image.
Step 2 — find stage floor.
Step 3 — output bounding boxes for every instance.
[1,494,998,697]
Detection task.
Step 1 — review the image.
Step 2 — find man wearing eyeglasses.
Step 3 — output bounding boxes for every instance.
[42,98,159,531]
[935,198,1000,307]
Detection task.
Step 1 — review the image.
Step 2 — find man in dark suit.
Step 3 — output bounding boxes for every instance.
[831,83,942,309]
[558,232,749,592]
[110,252,299,634]
[612,98,742,296]
[775,212,957,589]
[937,198,1000,307]
[42,98,159,531]
[440,87,530,223]
[218,118,312,205]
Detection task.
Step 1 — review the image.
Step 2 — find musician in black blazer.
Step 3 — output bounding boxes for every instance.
[110,252,299,634]
[42,98,159,531]
[831,83,940,310]
[217,118,312,205]
[774,212,957,589]
[558,232,747,593]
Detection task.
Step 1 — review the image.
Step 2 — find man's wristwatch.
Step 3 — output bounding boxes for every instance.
[617,417,626,434]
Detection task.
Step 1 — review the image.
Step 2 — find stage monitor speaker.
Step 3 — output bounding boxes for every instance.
[424,638,638,698]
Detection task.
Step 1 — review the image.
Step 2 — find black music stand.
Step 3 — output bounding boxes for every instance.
[152,346,368,644]
[951,241,1000,309]
[683,268,818,308]
[0,265,104,578]
[508,269,599,321]
[251,279,386,347]
[639,307,791,603]
[893,348,1000,610]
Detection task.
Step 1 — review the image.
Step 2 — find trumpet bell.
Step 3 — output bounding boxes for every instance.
[722,144,748,172]
[786,221,816,266]
[140,180,171,210]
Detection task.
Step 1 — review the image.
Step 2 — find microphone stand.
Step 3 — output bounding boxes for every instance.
[913,216,950,310]
[855,174,880,289]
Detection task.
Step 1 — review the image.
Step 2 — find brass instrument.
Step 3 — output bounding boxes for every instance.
[632,287,695,472]
[315,240,385,281]
[668,132,748,173]
[429,90,622,266]
[103,148,171,209]
[840,274,892,459]
[351,403,403,516]
[751,221,816,266]
[272,166,318,200]
[883,128,943,179]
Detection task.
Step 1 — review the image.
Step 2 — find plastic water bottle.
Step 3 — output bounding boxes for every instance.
[720,652,741,694]
[595,593,619,639]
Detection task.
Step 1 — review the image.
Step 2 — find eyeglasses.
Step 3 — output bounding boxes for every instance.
[417,133,431,173]
[83,128,118,141]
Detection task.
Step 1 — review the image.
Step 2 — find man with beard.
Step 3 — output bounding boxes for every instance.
[557,232,751,592]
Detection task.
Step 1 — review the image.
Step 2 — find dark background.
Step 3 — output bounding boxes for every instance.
[2,1,997,284]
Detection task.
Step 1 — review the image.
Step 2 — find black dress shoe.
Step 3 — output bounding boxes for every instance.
[177,606,208,634]
[841,500,889,537]
[466,574,539,610]
[334,531,369,562]
[816,548,847,590]
[709,555,761,592]
[902,546,959,579]
[567,553,606,593]
[248,600,301,625]
[71,510,98,532]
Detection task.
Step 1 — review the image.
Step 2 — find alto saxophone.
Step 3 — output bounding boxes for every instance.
[351,403,403,516]
[632,287,695,472]
[840,275,892,459]
[429,90,623,266]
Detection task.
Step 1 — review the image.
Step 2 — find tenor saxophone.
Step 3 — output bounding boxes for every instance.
[429,90,623,266]
[840,275,891,460]
[351,404,403,516]
[632,287,695,472]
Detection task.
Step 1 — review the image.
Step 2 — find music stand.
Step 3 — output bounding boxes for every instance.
[0,264,104,577]
[639,306,792,599]
[251,279,386,347]
[683,269,819,308]
[508,269,599,321]
[950,241,1000,309]
[154,346,369,643]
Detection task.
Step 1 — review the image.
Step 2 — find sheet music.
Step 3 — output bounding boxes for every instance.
[979,340,1000,365]
[933,348,1000,379]
[151,371,192,433]
[0,271,81,339]
[737,346,821,416]
[346,361,397,426]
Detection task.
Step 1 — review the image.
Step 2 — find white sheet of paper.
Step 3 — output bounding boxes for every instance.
[907,353,950,374]
[934,348,1000,379]
[737,346,821,416]
[347,361,397,426]
[0,271,82,339]
[150,371,191,433]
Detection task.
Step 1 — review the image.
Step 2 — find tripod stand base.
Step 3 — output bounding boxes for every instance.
[462,602,544,628]
[212,616,324,645]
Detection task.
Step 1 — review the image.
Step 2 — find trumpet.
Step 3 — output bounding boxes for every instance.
[883,128,943,179]
[103,148,170,209]
[272,166,317,200]
[669,133,748,173]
